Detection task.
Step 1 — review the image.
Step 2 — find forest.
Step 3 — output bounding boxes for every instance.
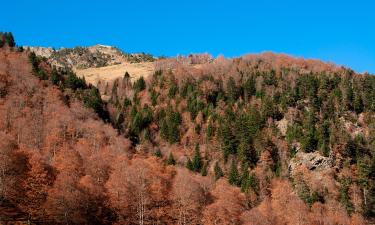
[0,33,374,224]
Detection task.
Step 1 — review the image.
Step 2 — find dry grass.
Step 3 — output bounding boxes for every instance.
[75,61,154,85]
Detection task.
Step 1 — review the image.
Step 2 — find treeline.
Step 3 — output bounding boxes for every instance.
[102,57,375,220]
[29,52,109,121]
[0,32,15,48]
[2,33,374,223]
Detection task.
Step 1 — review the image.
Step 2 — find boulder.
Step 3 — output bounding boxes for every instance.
[289,151,334,175]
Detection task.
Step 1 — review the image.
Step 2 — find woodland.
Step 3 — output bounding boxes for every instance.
[0,33,374,224]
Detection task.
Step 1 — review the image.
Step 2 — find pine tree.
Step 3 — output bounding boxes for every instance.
[167,152,176,165]
[206,121,214,139]
[201,163,208,176]
[243,76,256,101]
[353,92,364,114]
[4,32,15,47]
[134,76,146,92]
[240,163,250,192]
[226,77,239,103]
[0,32,4,48]
[154,149,162,158]
[214,162,224,180]
[228,159,239,186]
[51,68,61,85]
[192,144,202,172]
[186,158,194,171]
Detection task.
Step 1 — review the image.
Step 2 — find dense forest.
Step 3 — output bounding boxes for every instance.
[0,33,374,224]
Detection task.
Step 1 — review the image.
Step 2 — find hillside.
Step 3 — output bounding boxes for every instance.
[1,34,375,224]
[27,45,156,86]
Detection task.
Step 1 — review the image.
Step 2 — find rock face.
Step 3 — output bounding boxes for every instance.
[26,44,155,70]
[24,46,54,58]
[289,151,334,175]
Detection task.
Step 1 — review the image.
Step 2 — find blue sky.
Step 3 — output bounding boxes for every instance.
[2,0,374,73]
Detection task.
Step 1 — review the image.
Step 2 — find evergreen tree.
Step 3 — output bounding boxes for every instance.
[167,152,176,165]
[134,76,146,92]
[186,158,194,171]
[301,111,318,153]
[201,163,208,176]
[0,32,4,48]
[206,122,214,140]
[4,32,15,47]
[160,108,181,143]
[192,144,202,172]
[51,68,62,85]
[339,177,354,215]
[154,149,162,158]
[243,76,256,101]
[353,92,364,114]
[110,80,119,105]
[214,162,224,180]
[240,163,250,192]
[228,159,239,186]
[226,77,239,103]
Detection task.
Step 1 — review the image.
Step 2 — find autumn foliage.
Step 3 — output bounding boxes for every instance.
[1,38,374,225]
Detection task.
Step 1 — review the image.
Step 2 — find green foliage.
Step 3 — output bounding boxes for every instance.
[353,92,364,114]
[192,144,202,172]
[83,87,108,120]
[240,164,259,194]
[123,98,132,108]
[286,123,302,144]
[263,70,277,86]
[214,162,224,180]
[160,107,181,143]
[186,158,194,171]
[296,178,324,207]
[129,105,153,137]
[154,149,162,158]
[51,68,62,85]
[261,95,282,121]
[206,122,214,140]
[242,76,256,101]
[133,76,146,92]
[228,159,239,186]
[168,81,178,98]
[318,120,331,156]
[149,88,159,106]
[268,140,281,176]
[226,77,240,103]
[187,94,205,120]
[201,163,208,176]
[167,152,176,165]
[194,123,201,134]
[339,177,354,215]
[301,111,318,153]
[0,32,15,47]
[65,71,87,90]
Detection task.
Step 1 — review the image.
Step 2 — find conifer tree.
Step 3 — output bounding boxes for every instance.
[201,163,208,176]
[3,32,15,47]
[167,152,176,165]
[186,158,194,171]
[214,162,224,180]
[154,149,162,158]
[0,32,4,48]
[228,159,239,186]
[192,144,202,172]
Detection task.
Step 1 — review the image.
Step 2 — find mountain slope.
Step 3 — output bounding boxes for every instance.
[1,40,374,224]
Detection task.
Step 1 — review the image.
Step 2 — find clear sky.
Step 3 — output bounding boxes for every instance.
[1,0,374,73]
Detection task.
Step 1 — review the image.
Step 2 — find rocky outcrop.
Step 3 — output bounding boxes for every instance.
[24,46,54,58]
[289,151,334,175]
[25,44,155,70]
